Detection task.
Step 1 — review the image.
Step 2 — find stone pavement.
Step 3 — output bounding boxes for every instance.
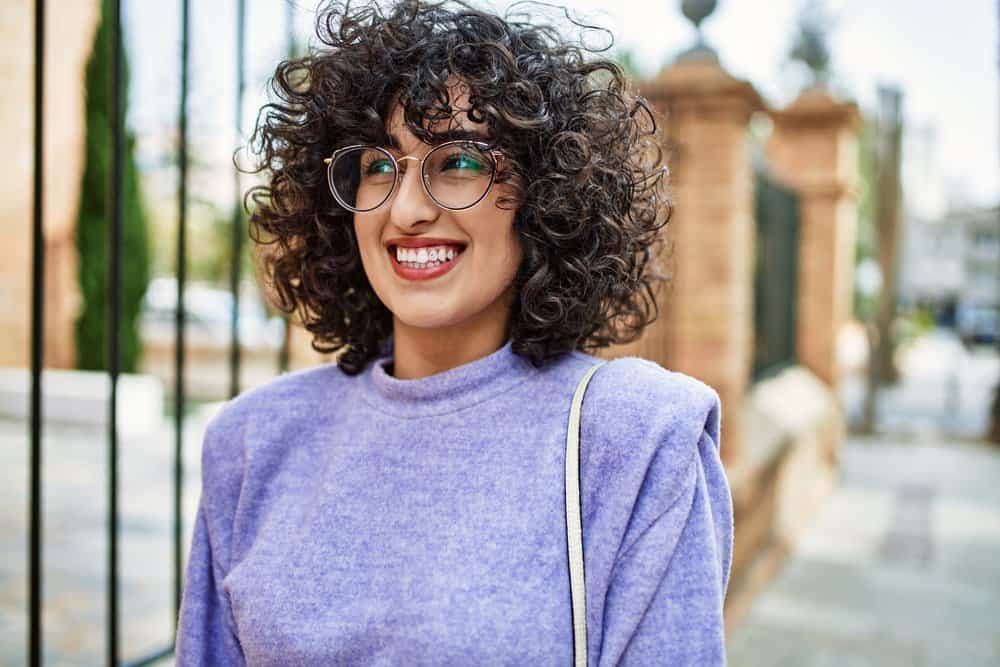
[726,434,1000,666]
[1,406,212,666]
[729,329,1000,666]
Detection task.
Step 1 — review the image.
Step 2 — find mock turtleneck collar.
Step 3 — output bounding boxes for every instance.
[356,336,537,418]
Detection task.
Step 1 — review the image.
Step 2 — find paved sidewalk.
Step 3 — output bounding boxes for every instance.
[727,434,1000,666]
[1,409,212,666]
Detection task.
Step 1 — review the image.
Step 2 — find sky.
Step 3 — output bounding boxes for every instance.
[126,0,999,215]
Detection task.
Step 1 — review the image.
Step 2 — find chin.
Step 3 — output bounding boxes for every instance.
[390,302,469,330]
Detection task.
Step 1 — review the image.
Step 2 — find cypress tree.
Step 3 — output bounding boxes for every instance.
[75,0,151,373]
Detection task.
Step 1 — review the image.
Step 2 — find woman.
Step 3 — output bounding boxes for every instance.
[176,0,733,664]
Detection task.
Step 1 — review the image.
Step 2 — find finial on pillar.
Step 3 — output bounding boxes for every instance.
[677,0,719,64]
[788,0,835,90]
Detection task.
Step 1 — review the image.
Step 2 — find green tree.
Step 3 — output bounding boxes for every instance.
[74,0,152,373]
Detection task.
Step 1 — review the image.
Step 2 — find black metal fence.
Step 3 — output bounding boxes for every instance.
[752,169,801,381]
[27,2,800,662]
[27,0,293,664]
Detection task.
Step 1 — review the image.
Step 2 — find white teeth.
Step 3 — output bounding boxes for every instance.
[393,244,463,267]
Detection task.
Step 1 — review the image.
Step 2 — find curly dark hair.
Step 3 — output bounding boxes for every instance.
[245,0,672,374]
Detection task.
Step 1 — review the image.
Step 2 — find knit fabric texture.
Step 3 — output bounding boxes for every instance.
[175,336,734,665]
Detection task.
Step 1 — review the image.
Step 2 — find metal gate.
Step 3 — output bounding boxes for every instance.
[27,0,295,663]
[752,169,801,380]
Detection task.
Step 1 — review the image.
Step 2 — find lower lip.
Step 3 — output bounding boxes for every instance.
[388,247,466,281]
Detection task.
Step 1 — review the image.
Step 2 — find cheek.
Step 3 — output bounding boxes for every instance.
[493,191,523,274]
[502,228,523,276]
[353,216,381,264]
[502,208,524,266]
[478,216,522,283]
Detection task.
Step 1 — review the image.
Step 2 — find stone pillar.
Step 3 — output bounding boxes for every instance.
[630,59,764,465]
[1,0,99,368]
[766,88,862,391]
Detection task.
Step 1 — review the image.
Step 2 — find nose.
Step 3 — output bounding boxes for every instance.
[388,156,438,228]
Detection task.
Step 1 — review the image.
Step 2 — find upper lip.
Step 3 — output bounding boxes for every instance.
[385,237,468,249]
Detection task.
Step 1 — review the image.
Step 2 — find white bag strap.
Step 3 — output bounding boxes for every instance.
[566,360,606,667]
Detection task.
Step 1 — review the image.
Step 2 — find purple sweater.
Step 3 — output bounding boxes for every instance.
[175,336,733,665]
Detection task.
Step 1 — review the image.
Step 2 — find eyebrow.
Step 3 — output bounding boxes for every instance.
[386,127,490,149]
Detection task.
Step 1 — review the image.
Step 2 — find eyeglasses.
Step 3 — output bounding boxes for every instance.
[324,140,505,212]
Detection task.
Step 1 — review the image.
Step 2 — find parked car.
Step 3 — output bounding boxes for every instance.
[140,277,285,350]
[957,303,998,346]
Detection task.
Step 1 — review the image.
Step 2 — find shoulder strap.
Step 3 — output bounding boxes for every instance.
[566,360,606,667]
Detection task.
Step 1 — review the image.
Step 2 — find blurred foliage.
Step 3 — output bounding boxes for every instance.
[74,0,152,373]
[146,202,255,290]
[911,305,937,334]
[612,48,643,82]
[192,206,256,287]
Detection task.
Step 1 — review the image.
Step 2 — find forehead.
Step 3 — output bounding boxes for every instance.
[384,78,487,148]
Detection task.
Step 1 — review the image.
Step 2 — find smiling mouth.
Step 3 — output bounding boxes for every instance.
[387,245,467,270]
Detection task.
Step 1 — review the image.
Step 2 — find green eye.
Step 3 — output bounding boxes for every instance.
[443,154,486,172]
[364,159,394,175]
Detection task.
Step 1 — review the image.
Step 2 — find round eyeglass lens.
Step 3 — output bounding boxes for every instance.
[328,146,397,212]
[424,142,496,209]
[328,141,497,211]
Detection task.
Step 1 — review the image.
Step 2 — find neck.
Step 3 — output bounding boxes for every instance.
[389,290,515,380]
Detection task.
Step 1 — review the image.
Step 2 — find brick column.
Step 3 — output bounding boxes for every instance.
[766,88,862,391]
[2,0,99,368]
[633,60,764,465]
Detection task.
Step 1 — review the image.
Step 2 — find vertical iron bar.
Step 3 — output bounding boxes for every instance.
[173,0,191,632]
[108,0,124,662]
[278,0,295,375]
[991,0,1000,444]
[229,0,246,398]
[286,0,296,57]
[29,0,45,664]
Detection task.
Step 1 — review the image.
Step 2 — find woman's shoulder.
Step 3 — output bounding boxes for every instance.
[569,352,722,485]
[572,353,721,434]
[570,354,726,552]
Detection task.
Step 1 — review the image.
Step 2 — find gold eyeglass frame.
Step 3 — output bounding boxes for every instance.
[324,139,505,213]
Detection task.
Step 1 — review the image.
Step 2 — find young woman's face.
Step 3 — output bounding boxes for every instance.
[352,89,523,336]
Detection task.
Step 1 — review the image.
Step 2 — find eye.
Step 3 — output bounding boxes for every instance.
[362,157,394,175]
[442,152,487,172]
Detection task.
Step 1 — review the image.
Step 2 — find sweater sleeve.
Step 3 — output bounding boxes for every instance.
[597,406,734,665]
[175,407,247,666]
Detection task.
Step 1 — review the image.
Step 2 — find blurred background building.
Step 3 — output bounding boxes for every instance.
[899,204,1000,344]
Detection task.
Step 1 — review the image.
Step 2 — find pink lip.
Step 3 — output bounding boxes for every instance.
[385,236,468,249]
[387,245,466,281]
